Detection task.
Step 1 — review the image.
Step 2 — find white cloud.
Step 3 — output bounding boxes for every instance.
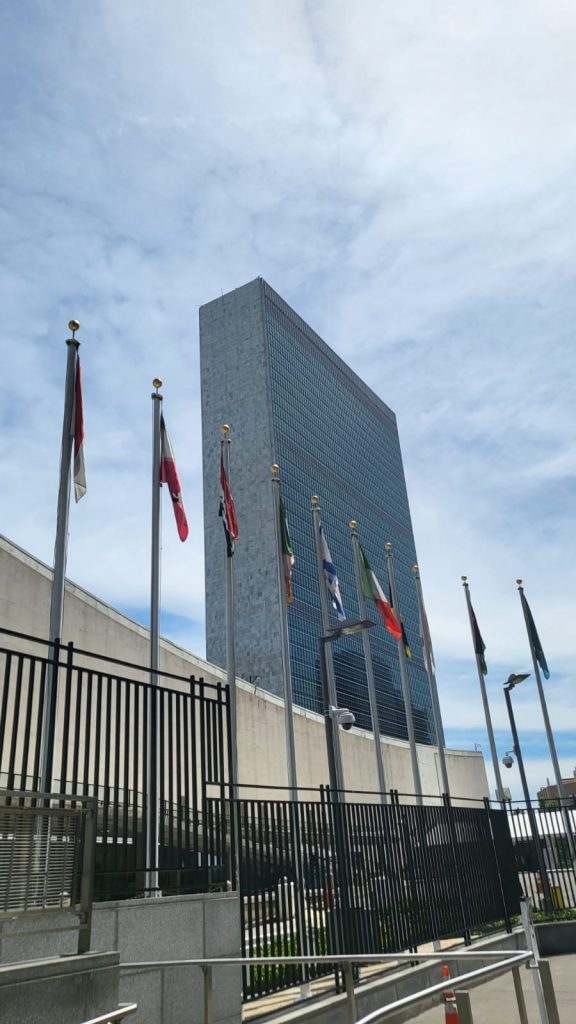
[0,1,575,765]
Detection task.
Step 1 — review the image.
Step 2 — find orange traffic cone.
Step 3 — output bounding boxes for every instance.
[442,964,460,1024]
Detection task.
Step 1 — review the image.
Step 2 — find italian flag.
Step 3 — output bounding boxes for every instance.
[359,545,401,639]
[279,497,294,603]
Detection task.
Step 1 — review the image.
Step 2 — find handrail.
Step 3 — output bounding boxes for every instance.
[121,948,527,968]
[80,1003,138,1024]
[354,952,531,1023]
[119,945,556,1024]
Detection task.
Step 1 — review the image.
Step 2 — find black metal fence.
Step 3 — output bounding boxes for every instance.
[0,628,232,900]
[212,790,521,1003]
[506,801,576,912]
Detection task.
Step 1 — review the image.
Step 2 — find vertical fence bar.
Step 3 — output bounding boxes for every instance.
[443,793,471,944]
[71,667,83,799]
[58,642,74,795]
[19,658,36,792]
[7,656,24,792]
[32,660,47,792]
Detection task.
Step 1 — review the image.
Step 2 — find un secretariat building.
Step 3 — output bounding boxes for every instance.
[199,278,435,747]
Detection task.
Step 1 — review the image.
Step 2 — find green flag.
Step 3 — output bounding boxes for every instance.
[523,593,550,679]
[470,605,487,676]
[279,497,294,603]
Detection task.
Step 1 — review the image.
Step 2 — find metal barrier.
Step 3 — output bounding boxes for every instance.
[0,627,232,900]
[229,788,520,1002]
[80,1005,138,1024]
[0,790,96,954]
[121,949,543,1024]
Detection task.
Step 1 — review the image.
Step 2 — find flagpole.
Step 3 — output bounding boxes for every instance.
[412,565,450,796]
[39,320,80,795]
[311,496,345,799]
[221,426,238,798]
[146,377,163,896]
[271,466,298,799]
[385,543,423,805]
[461,577,505,803]
[349,522,387,803]
[517,579,576,860]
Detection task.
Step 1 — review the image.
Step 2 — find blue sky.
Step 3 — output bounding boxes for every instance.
[1,1,575,799]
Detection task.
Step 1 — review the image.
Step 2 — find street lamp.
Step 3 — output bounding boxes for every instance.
[318,618,375,799]
[503,673,553,911]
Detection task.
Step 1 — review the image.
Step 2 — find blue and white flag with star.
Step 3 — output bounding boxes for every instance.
[320,524,346,620]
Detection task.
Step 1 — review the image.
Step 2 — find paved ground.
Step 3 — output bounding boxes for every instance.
[411,952,575,1023]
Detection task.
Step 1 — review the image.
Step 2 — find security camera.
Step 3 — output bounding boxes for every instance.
[329,706,356,731]
[502,753,514,769]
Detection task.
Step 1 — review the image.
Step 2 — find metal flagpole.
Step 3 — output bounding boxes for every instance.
[39,320,81,795]
[311,496,345,799]
[517,579,576,861]
[412,564,450,797]
[349,522,387,803]
[271,465,298,798]
[221,426,238,796]
[146,377,163,896]
[461,576,505,803]
[385,542,423,805]
[272,468,310,989]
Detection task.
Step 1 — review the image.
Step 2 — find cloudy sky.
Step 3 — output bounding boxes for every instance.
[1,1,574,799]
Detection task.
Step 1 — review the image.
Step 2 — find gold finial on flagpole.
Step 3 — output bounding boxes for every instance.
[152,378,162,391]
[68,319,80,336]
[516,578,523,586]
[221,423,230,437]
[311,495,319,506]
[385,542,392,551]
[271,464,280,475]
[349,520,357,530]
[461,575,468,582]
[413,565,419,574]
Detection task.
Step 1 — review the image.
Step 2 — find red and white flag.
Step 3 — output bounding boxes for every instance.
[220,454,238,556]
[73,358,86,502]
[160,416,188,541]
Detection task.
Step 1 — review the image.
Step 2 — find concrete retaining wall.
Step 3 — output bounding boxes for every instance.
[0,892,242,1024]
[0,951,120,1024]
[536,920,576,956]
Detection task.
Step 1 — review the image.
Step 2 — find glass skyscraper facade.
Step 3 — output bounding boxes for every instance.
[200,278,435,747]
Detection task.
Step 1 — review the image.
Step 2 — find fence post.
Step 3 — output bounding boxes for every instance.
[537,960,561,1024]
[454,991,475,1024]
[343,962,357,1023]
[78,797,96,954]
[442,793,471,944]
[202,964,213,1024]
[512,966,529,1024]
[519,896,554,1024]
[483,796,512,932]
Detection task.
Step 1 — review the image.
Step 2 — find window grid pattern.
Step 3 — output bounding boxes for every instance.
[264,292,435,746]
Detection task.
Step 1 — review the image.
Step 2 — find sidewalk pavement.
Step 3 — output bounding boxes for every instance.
[411,952,575,1023]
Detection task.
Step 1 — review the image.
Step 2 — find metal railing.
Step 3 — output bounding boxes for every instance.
[0,790,96,954]
[120,950,540,1024]
[506,802,576,911]
[81,1004,138,1024]
[121,898,560,1024]
[225,788,520,1001]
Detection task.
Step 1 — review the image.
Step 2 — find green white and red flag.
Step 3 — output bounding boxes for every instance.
[359,545,401,639]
